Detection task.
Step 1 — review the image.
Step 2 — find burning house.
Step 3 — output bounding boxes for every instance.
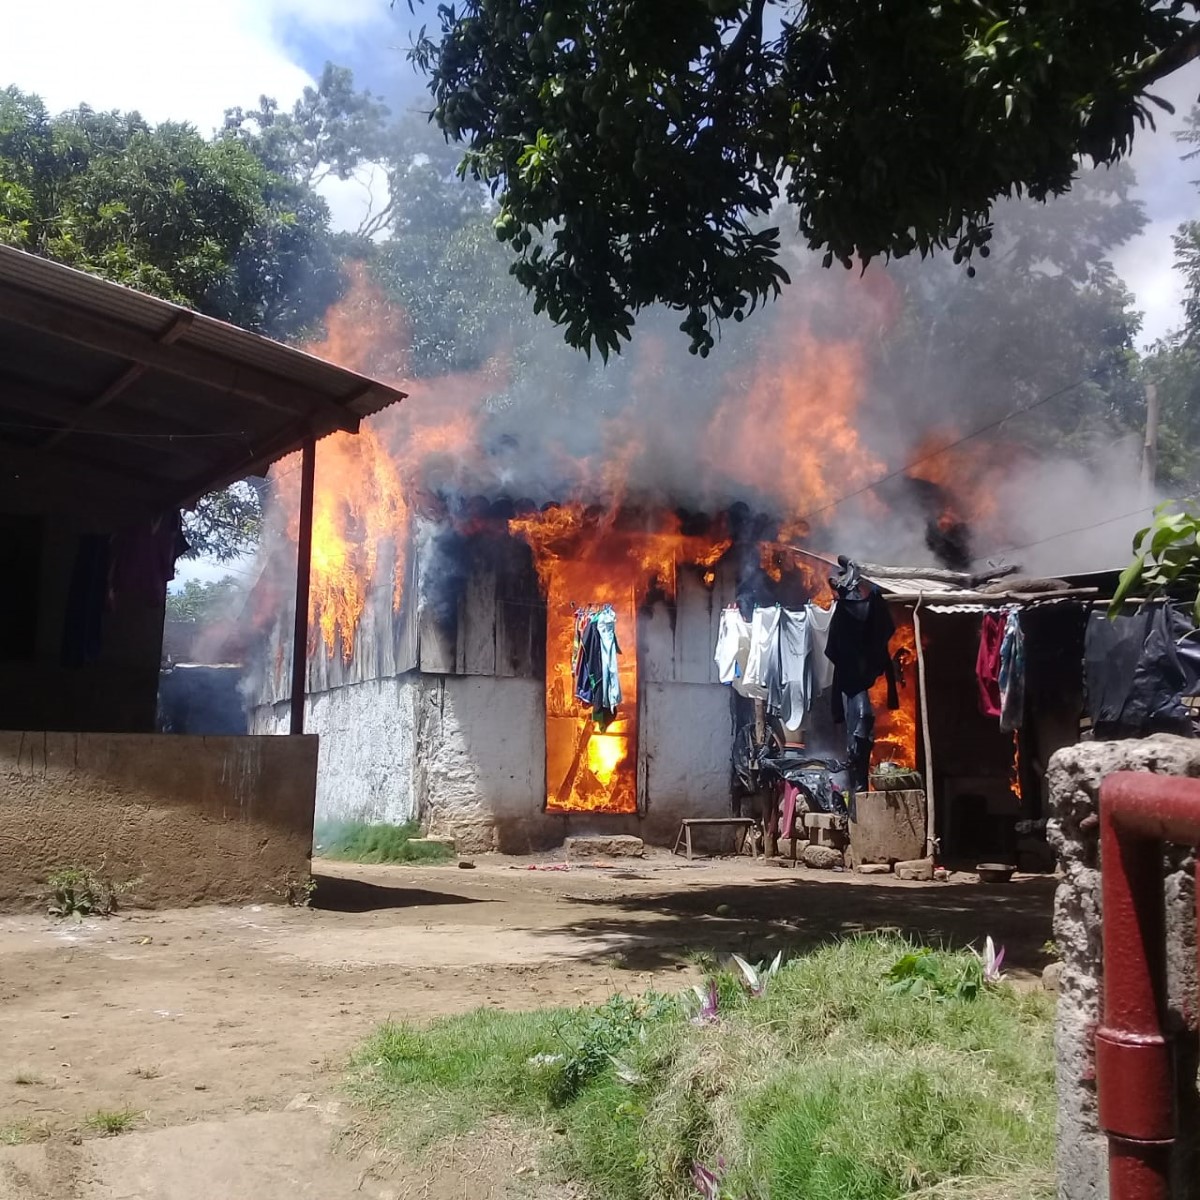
[242,269,1127,864]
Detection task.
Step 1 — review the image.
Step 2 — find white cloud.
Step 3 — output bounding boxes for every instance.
[1116,60,1200,346]
[0,0,387,134]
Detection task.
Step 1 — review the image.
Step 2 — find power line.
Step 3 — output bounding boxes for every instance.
[978,504,1154,561]
[790,376,1089,528]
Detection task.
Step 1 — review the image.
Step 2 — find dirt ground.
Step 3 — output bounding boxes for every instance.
[0,855,1056,1200]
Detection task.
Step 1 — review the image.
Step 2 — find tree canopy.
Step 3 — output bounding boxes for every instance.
[0,86,344,340]
[409,0,1200,356]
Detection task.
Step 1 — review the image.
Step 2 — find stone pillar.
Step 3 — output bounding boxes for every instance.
[1047,736,1199,1200]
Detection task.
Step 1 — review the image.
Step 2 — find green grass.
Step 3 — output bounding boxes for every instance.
[83,1107,140,1136]
[349,936,1055,1200]
[314,820,455,865]
[0,1120,50,1145]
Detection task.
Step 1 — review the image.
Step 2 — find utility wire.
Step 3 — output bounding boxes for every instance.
[788,376,1090,528]
[977,504,1155,561]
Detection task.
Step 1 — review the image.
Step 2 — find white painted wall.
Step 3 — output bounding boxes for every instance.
[640,681,735,840]
[252,674,736,848]
[418,675,546,852]
[252,676,420,827]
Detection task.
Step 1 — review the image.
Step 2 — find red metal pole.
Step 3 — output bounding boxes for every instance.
[289,438,315,736]
[1097,771,1200,1200]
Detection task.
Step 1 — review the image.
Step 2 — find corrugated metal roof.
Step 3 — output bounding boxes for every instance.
[0,246,407,506]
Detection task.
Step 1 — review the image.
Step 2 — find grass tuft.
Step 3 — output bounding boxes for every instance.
[84,1107,140,1136]
[314,820,454,865]
[12,1070,40,1086]
[349,936,1055,1200]
[0,1120,51,1145]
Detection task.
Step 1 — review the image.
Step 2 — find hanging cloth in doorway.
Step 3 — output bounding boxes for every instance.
[573,604,622,729]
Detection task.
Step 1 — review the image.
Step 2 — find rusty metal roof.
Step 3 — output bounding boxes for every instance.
[0,245,406,510]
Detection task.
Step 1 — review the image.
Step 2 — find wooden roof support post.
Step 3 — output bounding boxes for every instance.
[290,438,316,735]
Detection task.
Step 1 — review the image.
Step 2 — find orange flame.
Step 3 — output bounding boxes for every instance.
[275,263,496,658]
[870,617,919,772]
[1009,730,1022,801]
[703,331,885,536]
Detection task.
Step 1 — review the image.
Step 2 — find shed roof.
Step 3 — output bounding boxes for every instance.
[0,246,406,508]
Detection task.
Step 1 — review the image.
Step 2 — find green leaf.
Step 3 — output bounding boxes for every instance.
[1108,553,1145,619]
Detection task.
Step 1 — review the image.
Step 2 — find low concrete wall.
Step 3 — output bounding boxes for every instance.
[0,732,318,910]
[1048,736,1199,1200]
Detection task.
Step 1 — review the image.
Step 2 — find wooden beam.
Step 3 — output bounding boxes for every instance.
[0,287,358,433]
[290,438,316,735]
[0,373,222,469]
[43,312,195,452]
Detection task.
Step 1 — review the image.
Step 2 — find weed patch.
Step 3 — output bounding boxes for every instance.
[47,865,139,917]
[84,1107,140,1136]
[350,936,1054,1200]
[314,820,454,865]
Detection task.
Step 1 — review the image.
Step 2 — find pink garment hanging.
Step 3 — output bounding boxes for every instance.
[778,781,800,838]
[976,612,1005,718]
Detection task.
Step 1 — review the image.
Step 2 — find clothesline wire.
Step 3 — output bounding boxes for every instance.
[785,376,1089,528]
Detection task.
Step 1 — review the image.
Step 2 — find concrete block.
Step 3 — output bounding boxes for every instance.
[849,789,925,864]
[564,835,644,860]
[802,812,849,832]
[408,837,456,854]
[1042,961,1063,993]
[895,857,934,882]
[856,862,892,876]
[801,845,844,870]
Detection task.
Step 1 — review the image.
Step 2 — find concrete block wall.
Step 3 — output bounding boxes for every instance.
[0,732,318,910]
[1047,736,1199,1200]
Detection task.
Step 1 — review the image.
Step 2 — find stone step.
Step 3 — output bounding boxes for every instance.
[564,835,644,859]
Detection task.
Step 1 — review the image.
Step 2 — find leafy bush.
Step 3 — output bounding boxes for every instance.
[47,866,139,918]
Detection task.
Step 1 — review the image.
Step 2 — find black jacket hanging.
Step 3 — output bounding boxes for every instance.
[825,584,899,722]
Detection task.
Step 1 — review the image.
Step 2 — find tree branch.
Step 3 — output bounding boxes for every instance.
[1126,19,1200,91]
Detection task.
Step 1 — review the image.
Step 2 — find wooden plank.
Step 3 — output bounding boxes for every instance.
[639,601,676,684]
[418,603,457,674]
[458,567,497,676]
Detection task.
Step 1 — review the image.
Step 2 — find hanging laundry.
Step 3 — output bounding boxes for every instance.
[739,606,780,701]
[976,611,1005,718]
[1086,605,1199,737]
[998,608,1025,732]
[776,608,813,735]
[805,602,836,694]
[594,606,622,725]
[714,607,751,685]
[573,605,622,729]
[841,690,875,791]
[575,617,603,706]
[1084,609,1153,732]
[825,584,898,723]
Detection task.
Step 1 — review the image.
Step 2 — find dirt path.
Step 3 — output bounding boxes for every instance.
[0,857,1055,1199]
